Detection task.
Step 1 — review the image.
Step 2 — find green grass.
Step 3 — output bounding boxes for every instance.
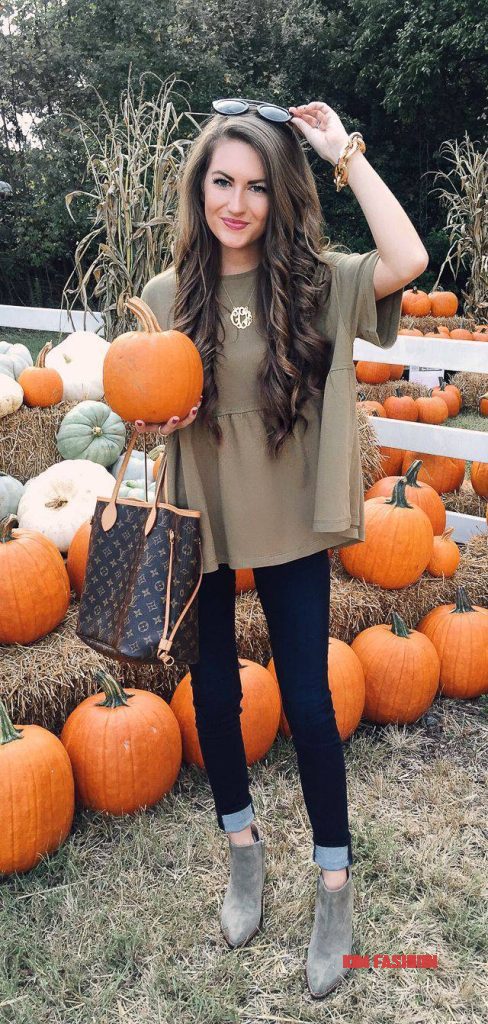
[0,327,69,363]
[1,698,487,1024]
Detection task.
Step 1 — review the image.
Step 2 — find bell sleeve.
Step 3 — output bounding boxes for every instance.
[329,248,404,349]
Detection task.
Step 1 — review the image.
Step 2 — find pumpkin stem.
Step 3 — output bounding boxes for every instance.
[384,476,414,508]
[148,444,166,460]
[0,514,18,544]
[390,611,411,638]
[94,669,134,708]
[403,460,423,488]
[0,699,23,745]
[441,527,455,541]
[125,297,162,334]
[36,342,53,368]
[453,586,475,614]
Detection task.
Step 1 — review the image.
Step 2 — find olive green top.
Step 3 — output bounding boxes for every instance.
[141,249,403,574]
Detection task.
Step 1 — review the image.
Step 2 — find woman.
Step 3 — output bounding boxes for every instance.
[139,97,428,998]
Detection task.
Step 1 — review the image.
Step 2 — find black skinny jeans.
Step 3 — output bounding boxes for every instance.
[189,548,353,870]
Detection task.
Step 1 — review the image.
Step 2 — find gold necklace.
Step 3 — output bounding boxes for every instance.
[219,278,257,331]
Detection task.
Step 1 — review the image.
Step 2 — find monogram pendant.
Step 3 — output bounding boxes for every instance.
[230,305,253,329]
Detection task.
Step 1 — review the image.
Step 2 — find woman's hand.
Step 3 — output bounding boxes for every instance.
[134,397,203,436]
[288,102,350,166]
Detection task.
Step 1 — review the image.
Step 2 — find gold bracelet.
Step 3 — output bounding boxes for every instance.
[333,132,366,192]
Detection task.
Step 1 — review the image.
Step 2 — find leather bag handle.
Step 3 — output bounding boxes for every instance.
[100,428,169,531]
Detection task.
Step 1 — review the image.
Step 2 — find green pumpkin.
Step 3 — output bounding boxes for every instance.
[55,400,126,466]
[110,448,155,482]
[0,472,25,517]
[119,479,156,501]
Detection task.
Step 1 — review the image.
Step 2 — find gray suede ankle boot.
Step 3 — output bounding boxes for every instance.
[220,822,265,948]
[306,867,354,997]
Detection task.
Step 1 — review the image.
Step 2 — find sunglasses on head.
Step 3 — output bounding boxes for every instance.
[212,97,293,125]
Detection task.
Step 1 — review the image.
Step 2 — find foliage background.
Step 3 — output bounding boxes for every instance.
[0,0,487,307]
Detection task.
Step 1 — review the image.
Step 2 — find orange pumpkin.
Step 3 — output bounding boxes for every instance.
[170,659,281,767]
[378,446,405,477]
[470,462,488,499]
[383,390,419,421]
[339,478,434,589]
[426,526,460,578]
[478,393,488,417]
[424,331,448,338]
[356,392,386,417]
[0,699,75,875]
[401,452,465,495]
[60,669,182,814]
[365,459,446,535]
[472,330,488,342]
[428,288,458,317]
[355,361,391,384]
[270,638,365,742]
[416,587,488,698]
[388,364,405,380]
[402,287,431,317]
[235,568,256,593]
[66,518,92,597]
[351,611,440,724]
[17,342,64,408]
[103,297,204,423]
[449,329,473,340]
[398,328,424,336]
[415,396,449,424]
[430,378,461,416]
[0,514,71,644]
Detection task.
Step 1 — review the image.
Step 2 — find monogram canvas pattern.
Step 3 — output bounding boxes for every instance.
[76,499,201,665]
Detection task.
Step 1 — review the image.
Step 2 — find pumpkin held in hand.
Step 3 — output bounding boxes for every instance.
[103,297,204,423]
[0,700,75,876]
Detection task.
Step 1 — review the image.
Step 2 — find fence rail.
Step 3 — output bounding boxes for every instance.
[2,310,487,542]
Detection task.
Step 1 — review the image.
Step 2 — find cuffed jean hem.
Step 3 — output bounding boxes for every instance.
[220,801,255,833]
[313,843,353,870]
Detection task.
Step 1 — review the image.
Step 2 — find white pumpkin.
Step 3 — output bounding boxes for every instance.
[44,331,110,402]
[16,459,115,553]
[0,374,23,418]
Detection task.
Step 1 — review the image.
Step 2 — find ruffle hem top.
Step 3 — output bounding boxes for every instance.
[140,249,403,574]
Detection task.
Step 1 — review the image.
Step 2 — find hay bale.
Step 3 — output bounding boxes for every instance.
[0,401,165,483]
[356,380,430,404]
[400,314,478,332]
[449,372,488,410]
[443,485,486,518]
[3,539,486,732]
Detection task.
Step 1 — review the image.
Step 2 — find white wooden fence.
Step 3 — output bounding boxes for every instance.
[354,333,488,542]
[2,306,487,541]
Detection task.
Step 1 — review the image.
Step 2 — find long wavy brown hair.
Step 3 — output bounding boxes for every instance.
[171,108,337,458]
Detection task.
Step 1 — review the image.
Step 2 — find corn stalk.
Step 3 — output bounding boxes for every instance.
[62,69,200,340]
[427,132,488,321]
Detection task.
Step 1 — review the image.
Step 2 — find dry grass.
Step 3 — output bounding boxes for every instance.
[0,694,486,1024]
